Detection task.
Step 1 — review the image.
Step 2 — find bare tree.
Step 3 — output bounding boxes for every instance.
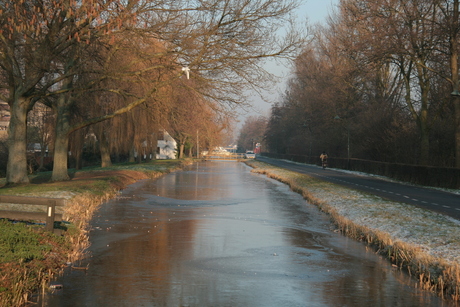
[54,0,304,180]
[167,82,217,158]
[27,102,53,170]
[338,0,453,165]
[432,0,460,167]
[0,1,59,183]
[0,0,139,183]
[265,0,460,168]
[1,0,305,183]
[237,116,267,152]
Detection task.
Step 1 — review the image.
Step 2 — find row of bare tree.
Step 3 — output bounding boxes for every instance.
[237,115,267,152]
[0,0,304,184]
[263,0,460,168]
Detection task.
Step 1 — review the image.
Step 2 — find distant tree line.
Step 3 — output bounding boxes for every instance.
[0,0,304,183]
[237,115,267,152]
[263,0,460,168]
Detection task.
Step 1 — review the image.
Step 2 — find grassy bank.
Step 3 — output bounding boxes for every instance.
[245,160,460,302]
[0,159,191,306]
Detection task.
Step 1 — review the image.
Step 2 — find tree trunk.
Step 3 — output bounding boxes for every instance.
[129,146,135,162]
[179,143,185,158]
[51,95,71,181]
[150,133,157,161]
[455,95,460,167]
[6,97,31,184]
[451,0,460,168]
[136,144,142,163]
[402,61,431,166]
[99,130,112,167]
[75,149,83,170]
[145,136,152,162]
[39,146,45,171]
[418,95,430,166]
[416,64,431,166]
[73,130,85,170]
[419,126,430,165]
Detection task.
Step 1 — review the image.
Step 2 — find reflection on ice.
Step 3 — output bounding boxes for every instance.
[143,194,251,208]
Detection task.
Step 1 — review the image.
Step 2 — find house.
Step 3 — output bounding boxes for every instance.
[156,130,177,159]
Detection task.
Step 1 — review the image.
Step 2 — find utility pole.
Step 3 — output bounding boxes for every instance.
[196,130,199,159]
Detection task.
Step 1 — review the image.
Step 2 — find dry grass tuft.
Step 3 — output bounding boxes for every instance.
[245,159,460,302]
[62,191,116,263]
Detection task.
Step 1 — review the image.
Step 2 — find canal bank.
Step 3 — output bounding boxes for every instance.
[40,161,453,306]
[245,159,460,303]
[2,158,458,305]
[0,159,192,306]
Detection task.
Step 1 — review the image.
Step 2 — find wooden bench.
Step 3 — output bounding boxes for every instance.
[0,195,65,232]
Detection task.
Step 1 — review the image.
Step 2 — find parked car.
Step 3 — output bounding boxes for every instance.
[244,151,256,159]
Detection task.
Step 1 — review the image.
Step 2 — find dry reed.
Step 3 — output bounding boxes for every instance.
[63,190,117,264]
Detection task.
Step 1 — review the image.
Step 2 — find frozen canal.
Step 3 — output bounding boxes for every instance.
[42,162,453,306]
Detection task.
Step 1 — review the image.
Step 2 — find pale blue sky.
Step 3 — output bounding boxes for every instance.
[302,0,338,24]
[239,0,339,129]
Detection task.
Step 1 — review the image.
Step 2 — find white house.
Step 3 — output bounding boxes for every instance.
[156,130,177,159]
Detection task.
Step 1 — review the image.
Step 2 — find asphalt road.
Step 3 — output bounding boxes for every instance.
[257,156,460,221]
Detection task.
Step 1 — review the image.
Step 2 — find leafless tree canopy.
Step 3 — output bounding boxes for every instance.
[263,0,460,168]
[0,0,305,183]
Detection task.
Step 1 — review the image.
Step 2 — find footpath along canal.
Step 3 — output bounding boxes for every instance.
[40,161,453,306]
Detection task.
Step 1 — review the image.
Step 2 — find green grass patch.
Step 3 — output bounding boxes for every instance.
[0,219,71,306]
[69,159,186,173]
[0,159,189,196]
[0,220,55,263]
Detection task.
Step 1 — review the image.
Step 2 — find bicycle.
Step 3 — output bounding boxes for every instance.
[322,158,327,169]
[320,152,328,169]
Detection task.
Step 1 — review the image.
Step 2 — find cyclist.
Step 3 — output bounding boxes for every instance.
[320,151,328,169]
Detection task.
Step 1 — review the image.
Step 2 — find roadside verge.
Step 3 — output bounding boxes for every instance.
[245,160,460,302]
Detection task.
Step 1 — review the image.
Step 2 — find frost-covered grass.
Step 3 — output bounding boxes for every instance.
[245,160,460,302]
[311,184,460,263]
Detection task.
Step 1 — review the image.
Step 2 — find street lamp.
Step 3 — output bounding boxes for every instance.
[196,129,199,159]
[182,66,190,79]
